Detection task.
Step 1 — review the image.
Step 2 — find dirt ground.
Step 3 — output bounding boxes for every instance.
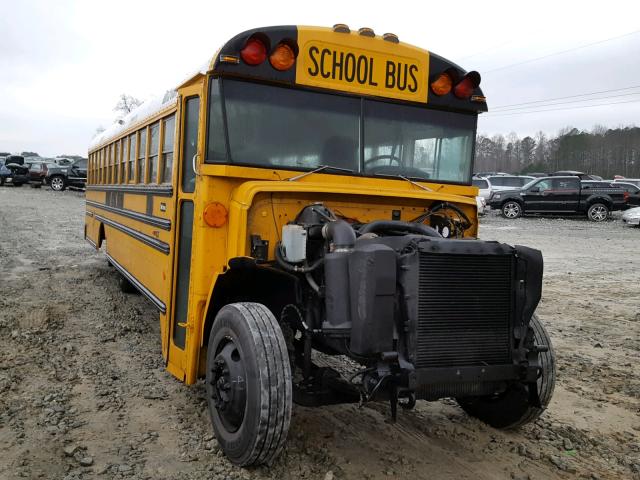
[1,186,639,480]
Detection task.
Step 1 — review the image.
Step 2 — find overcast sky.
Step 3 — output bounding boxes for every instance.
[1,0,639,156]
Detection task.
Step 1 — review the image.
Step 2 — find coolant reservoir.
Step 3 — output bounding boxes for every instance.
[282,224,307,263]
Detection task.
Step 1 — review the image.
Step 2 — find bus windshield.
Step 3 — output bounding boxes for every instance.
[207,78,476,184]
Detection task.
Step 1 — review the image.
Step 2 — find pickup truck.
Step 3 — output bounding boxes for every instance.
[489,176,629,222]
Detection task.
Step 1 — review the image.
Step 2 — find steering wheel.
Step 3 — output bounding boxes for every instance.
[364,154,402,167]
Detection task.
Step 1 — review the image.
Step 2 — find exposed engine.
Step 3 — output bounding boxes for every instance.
[274,203,545,417]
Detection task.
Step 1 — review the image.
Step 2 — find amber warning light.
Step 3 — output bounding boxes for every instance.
[430,69,481,100]
[270,42,297,71]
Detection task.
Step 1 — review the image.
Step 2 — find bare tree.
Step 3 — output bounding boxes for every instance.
[114,94,143,116]
[95,125,106,136]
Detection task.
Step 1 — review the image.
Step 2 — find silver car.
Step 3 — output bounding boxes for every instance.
[622,207,640,226]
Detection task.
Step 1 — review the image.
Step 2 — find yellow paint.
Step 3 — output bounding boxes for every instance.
[296,26,429,103]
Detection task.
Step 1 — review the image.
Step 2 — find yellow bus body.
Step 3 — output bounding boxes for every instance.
[85,25,483,385]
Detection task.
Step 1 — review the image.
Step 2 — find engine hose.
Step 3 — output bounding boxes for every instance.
[430,202,472,230]
[322,219,356,249]
[275,243,323,273]
[358,220,441,238]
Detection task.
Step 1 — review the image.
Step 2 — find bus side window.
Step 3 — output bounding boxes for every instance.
[138,128,147,183]
[128,134,136,183]
[114,141,120,184]
[149,123,160,184]
[161,115,175,183]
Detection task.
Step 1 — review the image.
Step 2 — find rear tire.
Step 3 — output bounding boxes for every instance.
[457,314,555,429]
[501,201,522,219]
[206,302,292,466]
[50,176,66,191]
[587,202,609,222]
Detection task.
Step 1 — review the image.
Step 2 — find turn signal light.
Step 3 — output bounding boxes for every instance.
[270,43,296,71]
[430,72,453,96]
[204,202,228,228]
[454,71,481,99]
[240,37,267,65]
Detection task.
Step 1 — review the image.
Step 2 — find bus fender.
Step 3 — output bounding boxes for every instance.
[201,258,300,348]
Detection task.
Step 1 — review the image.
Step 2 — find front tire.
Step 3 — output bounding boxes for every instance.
[206,303,292,466]
[587,202,609,222]
[50,176,66,191]
[457,314,555,429]
[501,200,522,219]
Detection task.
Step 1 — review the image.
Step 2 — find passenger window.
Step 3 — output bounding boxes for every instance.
[553,179,579,191]
[149,123,159,183]
[536,180,551,191]
[114,142,120,183]
[505,178,520,187]
[138,128,147,183]
[100,149,105,184]
[161,115,175,183]
[128,134,136,183]
[105,146,111,183]
[121,138,128,183]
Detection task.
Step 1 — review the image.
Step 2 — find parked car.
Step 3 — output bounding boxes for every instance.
[622,206,640,226]
[25,160,58,187]
[476,196,487,215]
[0,155,30,186]
[608,181,640,207]
[486,175,535,192]
[613,178,640,188]
[489,176,629,221]
[45,158,88,191]
[551,170,602,181]
[472,176,492,201]
[474,171,509,177]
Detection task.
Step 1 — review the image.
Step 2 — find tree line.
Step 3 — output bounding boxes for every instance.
[475,125,640,178]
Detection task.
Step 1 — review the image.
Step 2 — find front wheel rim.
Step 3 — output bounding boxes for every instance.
[51,178,63,190]
[504,203,520,218]
[210,339,247,433]
[590,206,607,221]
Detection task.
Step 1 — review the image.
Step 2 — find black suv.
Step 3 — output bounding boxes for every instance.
[45,158,87,191]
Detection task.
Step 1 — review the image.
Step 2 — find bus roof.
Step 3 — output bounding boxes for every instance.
[90,25,486,151]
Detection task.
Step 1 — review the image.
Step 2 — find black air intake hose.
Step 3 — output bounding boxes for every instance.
[322,220,356,250]
[359,220,441,238]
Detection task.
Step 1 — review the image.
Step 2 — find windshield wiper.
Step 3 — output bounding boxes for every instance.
[287,164,354,182]
[374,172,434,192]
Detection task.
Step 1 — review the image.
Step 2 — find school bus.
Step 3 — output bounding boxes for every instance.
[86,25,555,467]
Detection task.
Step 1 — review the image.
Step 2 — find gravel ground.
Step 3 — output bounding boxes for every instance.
[0,187,639,480]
